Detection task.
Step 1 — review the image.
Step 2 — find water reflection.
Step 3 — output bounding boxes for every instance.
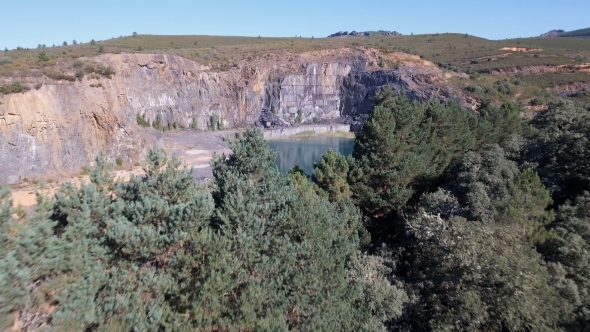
[266,137,355,175]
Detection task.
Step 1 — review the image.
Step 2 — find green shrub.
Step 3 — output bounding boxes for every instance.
[96,65,115,78]
[136,113,151,127]
[296,109,303,124]
[84,64,95,73]
[43,70,76,82]
[116,156,123,166]
[38,49,48,61]
[530,97,545,106]
[74,69,84,80]
[152,114,163,130]
[0,57,12,65]
[208,114,218,130]
[0,81,29,95]
[190,116,198,129]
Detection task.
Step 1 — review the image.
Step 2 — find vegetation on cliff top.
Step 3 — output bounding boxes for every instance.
[1,32,589,84]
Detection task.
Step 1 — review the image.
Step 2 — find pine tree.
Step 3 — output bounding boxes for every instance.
[348,88,478,217]
[496,168,555,244]
[541,192,590,330]
[527,99,590,204]
[313,149,351,203]
[210,129,392,330]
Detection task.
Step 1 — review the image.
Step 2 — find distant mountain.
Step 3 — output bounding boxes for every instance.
[327,30,402,38]
[540,27,590,38]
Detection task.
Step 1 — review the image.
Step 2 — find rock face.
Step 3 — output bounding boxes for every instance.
[0,48,463,183]
[328,30,402,38]
[540,29,565,37]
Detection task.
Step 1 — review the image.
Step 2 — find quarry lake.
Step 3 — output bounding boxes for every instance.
[266,136,355,175]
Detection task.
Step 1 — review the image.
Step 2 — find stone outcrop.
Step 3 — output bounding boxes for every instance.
[0,48,465,183]
[328,30,402,38]
[540,29,565,38]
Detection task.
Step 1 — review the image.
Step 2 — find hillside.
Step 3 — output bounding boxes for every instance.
[1,32,590,182]
[560,27,590,38]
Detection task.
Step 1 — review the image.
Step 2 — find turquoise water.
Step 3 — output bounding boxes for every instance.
[266,136,355,175]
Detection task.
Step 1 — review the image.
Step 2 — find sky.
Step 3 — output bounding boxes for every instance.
[1,0,589,50]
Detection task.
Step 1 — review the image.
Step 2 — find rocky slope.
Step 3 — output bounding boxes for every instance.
[328,30,402,38]
[0,48,466,184]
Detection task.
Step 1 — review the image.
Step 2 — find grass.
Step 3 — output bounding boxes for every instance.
[2,33,589,76]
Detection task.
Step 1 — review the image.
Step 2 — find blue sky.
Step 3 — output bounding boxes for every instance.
[1,0,588,49]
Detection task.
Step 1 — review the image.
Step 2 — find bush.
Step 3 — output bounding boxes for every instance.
[74,69,84,80]
[296,109,303,124]
[530,97,545,106]
[152,114,163,130]
[0,81,30,95]
[95,65,115,78]
[136,113,151,127]
[43,70,76,82]
[0,57,12,65]
[115,156,123,166]
[38,49,48,61]
[208,114,218,130]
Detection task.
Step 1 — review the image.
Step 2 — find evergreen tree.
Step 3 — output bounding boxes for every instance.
[210,129,388,330]
[542,192,590,330]
[527,99,590,204]
[313,149,351,203]
[396,211,572,331]
[348,88,478,217]
[496,168,555,244]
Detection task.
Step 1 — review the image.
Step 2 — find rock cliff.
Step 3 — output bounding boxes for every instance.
[0,48,465,183]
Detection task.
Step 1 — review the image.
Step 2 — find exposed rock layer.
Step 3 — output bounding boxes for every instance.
[262,124,351,139]
[0,48,464,183]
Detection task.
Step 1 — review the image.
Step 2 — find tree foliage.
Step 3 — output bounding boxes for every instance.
[1,130,409,331]
[527,99,590,204]
[347,88,524,219]
[3,85,590,331]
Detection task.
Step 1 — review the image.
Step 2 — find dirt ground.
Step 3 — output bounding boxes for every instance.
[9,130,236,207]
